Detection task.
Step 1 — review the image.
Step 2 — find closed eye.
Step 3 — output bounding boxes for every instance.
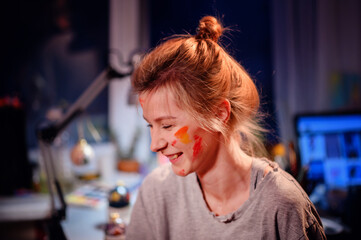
[162,125,172,129]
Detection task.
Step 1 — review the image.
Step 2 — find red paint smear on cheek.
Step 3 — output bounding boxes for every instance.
[139,97,144,108]
[171,140,177,146]
[192,135,202,161]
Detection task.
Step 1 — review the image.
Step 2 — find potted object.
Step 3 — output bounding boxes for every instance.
[111,128,141,173]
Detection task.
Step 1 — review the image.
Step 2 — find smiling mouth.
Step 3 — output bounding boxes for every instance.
[167,153,183,162]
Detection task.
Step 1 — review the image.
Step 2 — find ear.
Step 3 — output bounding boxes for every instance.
[216,99,231,123]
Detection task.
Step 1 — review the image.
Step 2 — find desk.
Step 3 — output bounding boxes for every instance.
[1,143,151,239]
[62,204,108,240]
[0,194,52,239]
[0,194,51,222]
[61,204,132,240]
[61,171,141,240]
[0,171,142,240]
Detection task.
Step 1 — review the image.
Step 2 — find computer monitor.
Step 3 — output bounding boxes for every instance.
[295,112,361,189]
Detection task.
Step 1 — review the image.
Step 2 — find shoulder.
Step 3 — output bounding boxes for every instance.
[144,163,174,183]
[259,166,312,216]
[252,158,319,217]
[139,163,193,199]
[140,164,174,193]
[141,163,179,188]
[127,164,176,239]
[253,158,310,207]
[135,163,197,220]
[272,168,310,207]
[257,161,325,238]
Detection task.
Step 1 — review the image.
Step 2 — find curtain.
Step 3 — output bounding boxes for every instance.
[272,0,361,143]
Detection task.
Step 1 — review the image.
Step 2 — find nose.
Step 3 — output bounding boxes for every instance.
[150,131,167,152]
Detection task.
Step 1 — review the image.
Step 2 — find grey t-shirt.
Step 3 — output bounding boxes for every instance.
[126,158,326,239]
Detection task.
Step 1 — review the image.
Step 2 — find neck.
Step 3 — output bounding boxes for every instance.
[196,138,253,215]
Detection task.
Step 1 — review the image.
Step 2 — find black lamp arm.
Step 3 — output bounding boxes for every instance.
[37,66,132,143]
[36,65,133,227]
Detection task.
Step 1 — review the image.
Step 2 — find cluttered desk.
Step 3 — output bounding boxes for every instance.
[61,170,143,240]
[1,57,148,240]
[0,149,146,240]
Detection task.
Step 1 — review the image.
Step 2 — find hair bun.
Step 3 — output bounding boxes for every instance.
[196,16,223,42]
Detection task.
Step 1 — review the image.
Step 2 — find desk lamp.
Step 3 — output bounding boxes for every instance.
[36,52,140,240]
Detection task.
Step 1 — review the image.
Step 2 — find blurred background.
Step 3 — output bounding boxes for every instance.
[0,0,360,239]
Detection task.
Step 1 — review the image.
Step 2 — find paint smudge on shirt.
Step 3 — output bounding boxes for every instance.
[174,126,191,144]
[192,135,202,161]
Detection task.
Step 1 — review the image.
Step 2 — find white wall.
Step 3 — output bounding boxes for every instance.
[108,0,151,164]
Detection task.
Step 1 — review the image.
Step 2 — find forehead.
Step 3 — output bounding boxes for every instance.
[140,87,182,120]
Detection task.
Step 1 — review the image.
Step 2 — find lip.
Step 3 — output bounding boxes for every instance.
[165,152,183,164]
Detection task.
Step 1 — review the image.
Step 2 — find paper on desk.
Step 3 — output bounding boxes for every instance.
[66,171,144,208]
[66,183,110,208]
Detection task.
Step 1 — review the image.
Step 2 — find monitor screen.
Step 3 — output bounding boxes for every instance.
[295,113,361,189]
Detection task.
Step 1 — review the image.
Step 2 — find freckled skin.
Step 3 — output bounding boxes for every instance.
[174,126,192,144]
[192,135,203,161]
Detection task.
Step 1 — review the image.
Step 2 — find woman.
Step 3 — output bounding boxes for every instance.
[126,16,326,239]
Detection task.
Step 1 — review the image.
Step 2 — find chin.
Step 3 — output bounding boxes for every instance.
[171,165,188,177]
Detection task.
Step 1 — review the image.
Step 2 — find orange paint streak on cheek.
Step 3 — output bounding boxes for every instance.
[192,135,202,161]
[174,126,191,144]
[171,140,177,146]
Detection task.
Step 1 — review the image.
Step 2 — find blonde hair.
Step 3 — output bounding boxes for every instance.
[132,16,267,157]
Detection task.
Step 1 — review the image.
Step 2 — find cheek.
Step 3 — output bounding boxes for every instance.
[174,126,192,144]
[192,135,203,161]
[171,140,177,146]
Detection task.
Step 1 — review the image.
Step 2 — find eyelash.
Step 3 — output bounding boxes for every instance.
[147,124,172,129]
[146,124,173,129]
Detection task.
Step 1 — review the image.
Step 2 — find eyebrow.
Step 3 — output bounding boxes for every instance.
[143,115,176,123]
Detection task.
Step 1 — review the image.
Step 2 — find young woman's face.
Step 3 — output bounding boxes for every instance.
[140,87,220,176]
